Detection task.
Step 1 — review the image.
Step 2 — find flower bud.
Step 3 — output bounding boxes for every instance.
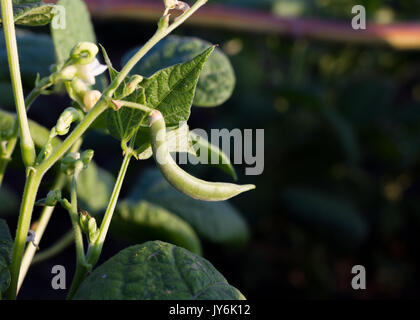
[164,0,178,9]
[50,65,78,83]
[79,210,99,244]
[61,152,80,176]
[175,1,190,12]
[45,190,62,206]
[81,149,94,168]
[121,75,144,98]
[70,42,99,65]
[83,90,101,111]
[55,107,82,136]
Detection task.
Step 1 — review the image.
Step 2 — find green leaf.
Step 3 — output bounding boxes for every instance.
[122,36,235,107]
[129,169,249,247]
[0,219,13,296]
[75,161,114,214]
[73,241,245,300]
[51,0,96,64]
[0,185,18,217]
[138,46,215,127]
[106,47,214,141]
[112,200,202,255]
[282,187,368,247]
[190,131,237,180]
[0,1,55,26]
[0,30,55,86]
[106,88,146,143]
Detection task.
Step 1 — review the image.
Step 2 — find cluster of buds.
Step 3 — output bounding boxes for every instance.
[79,210,99,245]
[50,42,107,111]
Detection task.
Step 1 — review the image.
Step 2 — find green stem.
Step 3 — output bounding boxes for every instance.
[88,150,133,268]
[17,173,67,293]
[0,0,35,167]
[66,164,91,300]
[117,100,153,113]
[70,164,87,266]
[31,231,74,265]
[5,168,43,300]
[0,73,52,186]
[66,151,133,300]
[17,139,82,293]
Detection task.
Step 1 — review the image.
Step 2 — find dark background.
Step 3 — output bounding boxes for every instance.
[2,0,420,299]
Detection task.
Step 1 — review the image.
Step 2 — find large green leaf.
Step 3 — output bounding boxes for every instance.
[138,46,215,127]
[75,161,114,214]
[122,36,235,107]
[51,0,96,63]
[129,169,249,246]
[74,241,245,300]
[0,30,55,86]
[112,200,202,255]
[0,219,12,297]
[0,1,55,26]
[282,187,368,247]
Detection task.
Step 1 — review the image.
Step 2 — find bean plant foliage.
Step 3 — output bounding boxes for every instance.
[0,0,255,300]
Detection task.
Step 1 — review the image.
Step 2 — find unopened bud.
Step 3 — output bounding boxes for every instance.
[61,152,80,176]
[164,0,178,9]
[81,149,94,168]
[79,210,99,244]
[122,75,144,98]
[70,42,99,65]
[175,1,190,12]
[83,90,102,111]
[55,107,82,136]
[45,190,62,206]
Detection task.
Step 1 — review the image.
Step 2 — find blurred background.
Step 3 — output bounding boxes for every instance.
[2,0,420,299]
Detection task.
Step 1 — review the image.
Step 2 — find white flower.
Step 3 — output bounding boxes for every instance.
[76,58,108,85]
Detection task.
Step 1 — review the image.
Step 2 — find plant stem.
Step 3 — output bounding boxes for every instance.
[0,78,52,186]
[0,0,36,167]
[17,173,67,292]
[117,100,153,113]
[17,139,82,293]
[66,163,91,300]
[70,164,87,266]
[5,168,43,300]
[88,150,133,267]
[66,151,133,300]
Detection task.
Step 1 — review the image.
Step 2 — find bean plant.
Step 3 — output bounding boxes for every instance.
[0,0,255,300]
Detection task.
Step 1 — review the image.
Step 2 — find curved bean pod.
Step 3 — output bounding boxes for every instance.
[149,110,255,201]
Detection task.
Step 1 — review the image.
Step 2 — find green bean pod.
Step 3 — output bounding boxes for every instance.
[149,110,255,201]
